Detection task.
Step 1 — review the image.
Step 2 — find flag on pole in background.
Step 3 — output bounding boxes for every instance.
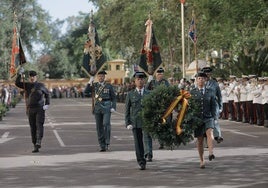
[82,14,106,77]
[188,17,197,43]
[139,17,162,75]
[10,26,27,79]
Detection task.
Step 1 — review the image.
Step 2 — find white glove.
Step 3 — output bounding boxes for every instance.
[148,75,154,83]
[110,108,115,113]
[127,125,133,130]
[214,120,218,124]
[88,76,95,84]
[19,67,25,74]
[43,105,49,110]
[219,108,223,113]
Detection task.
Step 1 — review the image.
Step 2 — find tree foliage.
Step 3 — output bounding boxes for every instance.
[0,0,267,80]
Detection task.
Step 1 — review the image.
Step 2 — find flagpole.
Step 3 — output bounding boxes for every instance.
[180,0,186,78]
[192,10,198,73]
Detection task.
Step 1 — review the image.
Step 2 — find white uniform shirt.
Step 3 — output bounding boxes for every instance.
[239,83,248,102]
[252,85,263,104]
[262,84,268,104]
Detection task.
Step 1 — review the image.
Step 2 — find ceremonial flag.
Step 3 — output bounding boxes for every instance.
[188,16,197,43]
[82,16,106,77]
[139,18,162,75]
[10,26,27,79]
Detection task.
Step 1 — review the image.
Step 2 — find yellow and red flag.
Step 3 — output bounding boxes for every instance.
[10,26,26,78]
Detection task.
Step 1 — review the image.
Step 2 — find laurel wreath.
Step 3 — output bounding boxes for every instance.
[141,85,202,149]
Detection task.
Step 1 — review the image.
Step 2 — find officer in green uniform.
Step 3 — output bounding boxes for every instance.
[125,71,149,170]
[146,67,170,156]
[190,72,217,168]
[91,70,116,152]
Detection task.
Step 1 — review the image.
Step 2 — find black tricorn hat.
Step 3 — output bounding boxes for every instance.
[195,71,208,78]
[201,66,213,73]
[97,70,107,75]
[133,71,147,78]
[156,67,164,73]
[29,70,37,77]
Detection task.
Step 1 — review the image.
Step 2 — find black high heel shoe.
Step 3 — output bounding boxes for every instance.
[209,154,215,161]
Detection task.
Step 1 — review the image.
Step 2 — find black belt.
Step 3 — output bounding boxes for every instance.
[102,99,110,101]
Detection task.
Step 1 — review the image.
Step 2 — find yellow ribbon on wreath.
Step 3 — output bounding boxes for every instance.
[161,90,191,135]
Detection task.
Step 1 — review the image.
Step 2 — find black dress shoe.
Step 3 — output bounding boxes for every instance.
[200,164,205,169]
[139,164,146,170]
[215,137,223,144]
[99,148,106,152]
[32,145,40,153]
[147,157,152,162]
[209,154,215,161]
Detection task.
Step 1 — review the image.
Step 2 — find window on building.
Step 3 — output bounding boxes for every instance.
[116,65,120,70]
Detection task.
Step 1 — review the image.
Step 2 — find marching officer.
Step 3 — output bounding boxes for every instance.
[15,69,50,153]
[125,71,149,170]
[201,67,223,143]
[146,67,170,153]
[191,72,217,169]
[90,70,116,152]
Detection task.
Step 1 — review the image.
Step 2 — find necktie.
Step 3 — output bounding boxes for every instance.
[139,89,142,96]
[200,88,204,95]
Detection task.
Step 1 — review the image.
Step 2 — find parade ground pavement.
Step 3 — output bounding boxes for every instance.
[0,98,268,188]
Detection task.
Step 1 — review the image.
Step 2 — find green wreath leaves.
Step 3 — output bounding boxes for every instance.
[141,85,202,149]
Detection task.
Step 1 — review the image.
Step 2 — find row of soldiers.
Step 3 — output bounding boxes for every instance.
[218,75,268,127]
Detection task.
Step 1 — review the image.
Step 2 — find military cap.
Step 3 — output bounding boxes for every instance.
[263,77,268,81]
[156,67,164,73]
[216,77,223,81]
[97,70,107,75]
[229,75,236,78]
[201,66,213,73]
[195,72,208,78]
[248,75,256,78]
[242,75,249,79]
[133,71,147,78]
[29,70,37,77]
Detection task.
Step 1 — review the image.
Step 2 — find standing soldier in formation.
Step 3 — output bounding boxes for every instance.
[262,77,268,127]
[125,71,149,170]
[239,75,249,123]
[15,69,50,153]
[146,67,170,157]
[252,77,264,126]
[89,70,116,152]
[246,75,257,124]
[227,75,237,121]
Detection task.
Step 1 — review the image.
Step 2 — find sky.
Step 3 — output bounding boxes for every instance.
[38,0,96,20]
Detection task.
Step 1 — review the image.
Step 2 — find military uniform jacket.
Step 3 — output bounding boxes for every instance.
[92,82,116,113]
[190,87,217,121]
[15,75,50,108]
[146,79,169,90]
[125,88,149,128]
[206,78,222,110]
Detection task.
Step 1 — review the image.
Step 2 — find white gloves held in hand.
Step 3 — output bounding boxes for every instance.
[148,75,153,83]
[43,105,49,110]
[88,76,95,84]
[127,125,133,130]
[110,108,115,113]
